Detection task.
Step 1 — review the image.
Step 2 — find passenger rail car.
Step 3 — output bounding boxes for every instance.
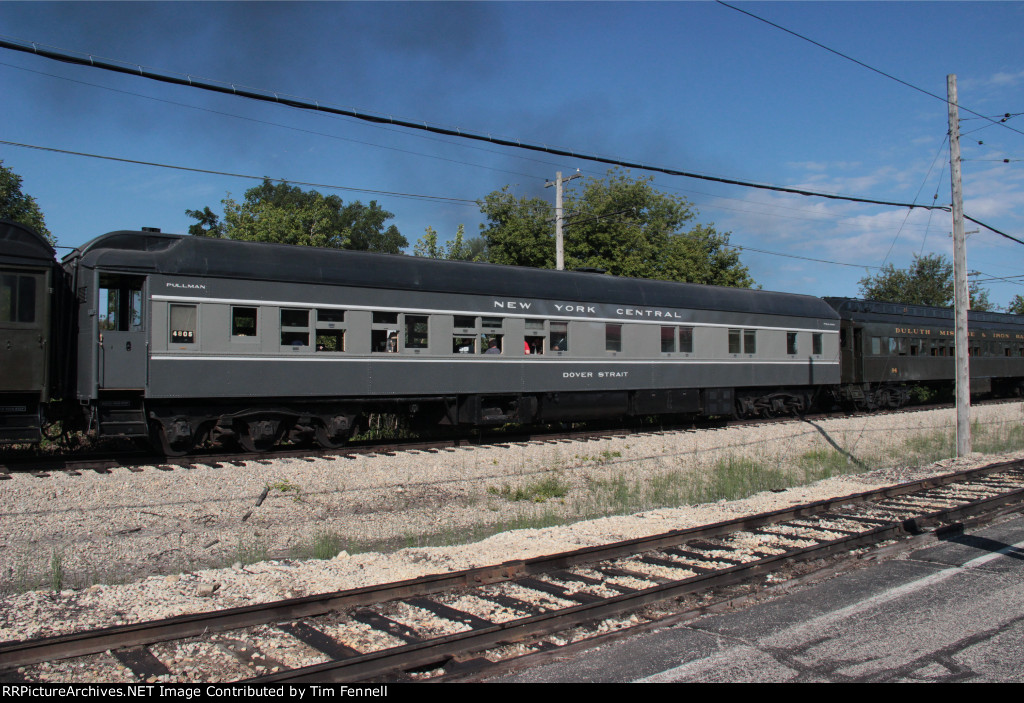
[1,224,843,454]
[825,297,1024,409]
[0,221,63,443]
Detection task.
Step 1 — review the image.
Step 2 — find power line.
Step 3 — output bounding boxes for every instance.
[0,139,480,206]
[716,1,1024,138]
[734,244,881,270]
[0,36,956,213]
[963,215,1024,246]
[0,59,549,183]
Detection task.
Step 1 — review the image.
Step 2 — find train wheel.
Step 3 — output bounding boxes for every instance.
[315,424,348,449]
[150,420,192,457]
[237,419,283,453]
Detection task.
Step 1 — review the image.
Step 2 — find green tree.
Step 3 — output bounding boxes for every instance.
[413,224,488,261]
[478,169,752,286]
[1007,294,1024,315]
[477,187,554,268]
[0,160,54,245]
[858,253,992,311]
[186,179,407,253]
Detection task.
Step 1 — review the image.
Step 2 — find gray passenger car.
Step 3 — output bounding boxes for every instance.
[61,230,841,454]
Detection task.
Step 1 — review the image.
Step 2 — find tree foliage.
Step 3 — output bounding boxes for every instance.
[478,170,753,287]
[1007,294,1024,315]
[413,224,487,261]
[0,160,54,245]
[187,179,407,253]
[858,253,992,311]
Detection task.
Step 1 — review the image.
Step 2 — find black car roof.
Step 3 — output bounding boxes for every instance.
[823,296,1024,330]
[0,220,56,267]
[66,230,838,320]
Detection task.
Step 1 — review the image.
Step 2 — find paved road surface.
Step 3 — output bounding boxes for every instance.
[489,514,1024,683]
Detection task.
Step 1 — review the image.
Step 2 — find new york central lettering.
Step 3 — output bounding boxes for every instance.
[491,300,684,319]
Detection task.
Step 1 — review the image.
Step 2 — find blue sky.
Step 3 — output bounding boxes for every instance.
[1,1,1022,305]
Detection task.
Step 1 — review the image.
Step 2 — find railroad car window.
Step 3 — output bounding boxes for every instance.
[550,322,568,352]
[525,319,545,330]
[98,275,144,331]
[281,309,309,328]
[787,332,798,355]
[231,307,258,337]
[314,309,345,352]
[910,339,921,356]
[169,304,197,344]
[871,337,881,355]
[372,311,399,352]
[0,274,35,323]
[728,329,741,354]
[405,315,429,349]
[317,309,345,323]
[606,324,622,353]
[316,331,345,352]
[743,330,756,355]
[897,338,908,356]
[453,336,476,353]
[813,333,823,356]
[661,326,676,353]
[281,308,310,348]
[482,334,503,354]
[372,329,398,352]
[887,337,897,355]
[481,317,503,329]
[454,315,476,329]
[679,327,693,354]
[0,276,10,321]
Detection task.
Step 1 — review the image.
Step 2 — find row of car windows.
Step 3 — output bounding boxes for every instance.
[870,335,1024,357]
[165,304,825,357]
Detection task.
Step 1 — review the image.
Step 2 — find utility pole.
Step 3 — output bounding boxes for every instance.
[545,170,582,270]
[948,73,971,456]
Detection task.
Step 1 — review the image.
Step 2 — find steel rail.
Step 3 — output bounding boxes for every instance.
[5,397,1011,476]
[2,458,1021,675]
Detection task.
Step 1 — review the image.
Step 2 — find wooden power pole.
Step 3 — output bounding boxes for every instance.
[546,171,582,270]
[948,73,972,456]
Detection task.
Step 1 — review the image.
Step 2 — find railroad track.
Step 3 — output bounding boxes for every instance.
[1,398,1007,478]
[3,458,1024,683]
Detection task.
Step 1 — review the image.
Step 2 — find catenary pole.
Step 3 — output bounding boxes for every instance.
[948,74,971,456]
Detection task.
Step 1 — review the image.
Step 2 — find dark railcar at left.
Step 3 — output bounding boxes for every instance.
[0,220,65,443]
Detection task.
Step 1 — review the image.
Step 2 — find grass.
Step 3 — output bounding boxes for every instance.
[267,478,304,502]
[291,529,350,561]
[232,534,269,566]
[488,474,569,503]
[7,413,1024,596]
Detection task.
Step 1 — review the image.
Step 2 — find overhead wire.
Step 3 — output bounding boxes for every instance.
[881,135,950,267]
[2,36,1021,254]
[0,139,481,206]
[0,59,549,183]
[0,36,957,214]
[715,1,1024,138]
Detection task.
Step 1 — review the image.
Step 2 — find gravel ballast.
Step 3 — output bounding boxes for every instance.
[2,402,1023,642]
